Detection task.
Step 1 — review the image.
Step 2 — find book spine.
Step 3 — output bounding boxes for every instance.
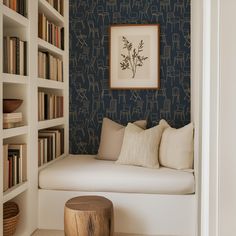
[24,41,27,75]
[15,37,20,75]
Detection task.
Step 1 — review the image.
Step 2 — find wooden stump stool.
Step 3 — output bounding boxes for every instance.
[64,196,114,236]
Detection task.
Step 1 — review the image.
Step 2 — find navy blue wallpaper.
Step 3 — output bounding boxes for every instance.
[69,0,191,154]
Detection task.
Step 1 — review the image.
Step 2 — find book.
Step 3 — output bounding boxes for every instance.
[3,0,26,16]
[3,36,27,75]
[3,145,9,191]
[38,13,64,49]
[38,128,64,166]
[8,144,27,183]
[38,92,63,121]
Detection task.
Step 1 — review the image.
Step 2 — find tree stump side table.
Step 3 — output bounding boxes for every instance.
[64,195,114,236]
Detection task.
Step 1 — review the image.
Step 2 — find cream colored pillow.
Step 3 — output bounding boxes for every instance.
[116,121,167,168]
[97,118,147,161]
[159,121,194,170]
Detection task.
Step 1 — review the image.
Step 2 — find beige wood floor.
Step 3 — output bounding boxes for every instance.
[32,230,157,236]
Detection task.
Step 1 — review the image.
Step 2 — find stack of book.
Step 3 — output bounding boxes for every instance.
[3,36,27,75]
[3,144,27,192]
[46,0,64,16]
[3,112,23,129]
[38,51,63,81]
[38,13,64,50]
[38,128,64,166]
[38,92,63,121]
[3,0,27,17]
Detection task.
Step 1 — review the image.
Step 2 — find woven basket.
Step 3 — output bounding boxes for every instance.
[3,202,20,236]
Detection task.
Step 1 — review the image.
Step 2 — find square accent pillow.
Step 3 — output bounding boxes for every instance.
[97,118,147,161]
[116,121,167,168]
[159,120,194,170]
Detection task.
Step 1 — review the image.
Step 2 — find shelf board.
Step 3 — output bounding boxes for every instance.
[3,125,28,139]
[37,78,64,89]
[38,117,65,130]
[2,5,29,28]
[3,181,28,203]
[2,73,28,84]
[38,154,66,171]
[38,38,64,57]
[38,0,64,25]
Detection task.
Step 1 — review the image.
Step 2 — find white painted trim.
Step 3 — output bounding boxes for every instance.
[201,0,220,236]
[191,0,203,235]
[201,0,211,235]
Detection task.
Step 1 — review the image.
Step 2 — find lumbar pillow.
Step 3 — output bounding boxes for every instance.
[116,121,168,168]
[97,118,147,161]
[159,121,194,170]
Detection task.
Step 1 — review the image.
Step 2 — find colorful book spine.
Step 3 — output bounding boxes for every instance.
[3,144,27,191]
[38,13,64,49]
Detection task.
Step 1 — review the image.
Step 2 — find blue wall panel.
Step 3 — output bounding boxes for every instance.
[69,0,191,154]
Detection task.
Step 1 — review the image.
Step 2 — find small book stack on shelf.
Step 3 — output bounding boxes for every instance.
[3,112,23,129]
[38,128,64,166]
[3,0,27,17]
[38,13,64,50]
[38,51,63,81]
[3,144,27,192]
[3,36,27,75]
[46,0,64,16]
[38,92,63,121]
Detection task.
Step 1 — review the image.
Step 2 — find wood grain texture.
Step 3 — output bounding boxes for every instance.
[64,196,114,236]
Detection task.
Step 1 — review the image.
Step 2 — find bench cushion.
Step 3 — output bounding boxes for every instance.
[39,155,195,194]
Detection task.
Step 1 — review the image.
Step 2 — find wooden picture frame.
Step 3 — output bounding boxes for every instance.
[109,24,160,89]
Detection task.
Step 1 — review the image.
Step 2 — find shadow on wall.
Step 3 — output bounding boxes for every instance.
[69,0,191,154]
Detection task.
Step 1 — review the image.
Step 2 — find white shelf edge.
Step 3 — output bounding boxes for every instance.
[38,38,64,57]
[38,117,65,130]
[38,0,64,25]
[38,154,66,171]
[3,126,28,139]
[2,73,29,84]
[37,78,64,89]
[3,181,29,203]
[2,5,29,28]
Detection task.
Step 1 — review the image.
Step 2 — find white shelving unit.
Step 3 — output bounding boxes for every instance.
[0,0,68,234]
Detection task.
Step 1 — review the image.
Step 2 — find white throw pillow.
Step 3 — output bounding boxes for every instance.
[97,118,147,161]
[116,121,167,168]
[159,121,194,170]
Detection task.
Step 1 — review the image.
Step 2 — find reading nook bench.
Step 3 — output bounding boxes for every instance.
[38,155,196,235]
[38,118,197,236]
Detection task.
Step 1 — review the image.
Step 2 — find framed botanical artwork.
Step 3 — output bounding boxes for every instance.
[109,24,160,89]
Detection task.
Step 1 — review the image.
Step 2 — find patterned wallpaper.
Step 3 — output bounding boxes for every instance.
[69,0,191,154]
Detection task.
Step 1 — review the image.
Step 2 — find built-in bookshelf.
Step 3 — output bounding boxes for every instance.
[0,0,69,234]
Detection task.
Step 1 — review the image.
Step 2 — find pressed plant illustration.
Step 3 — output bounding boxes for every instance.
[120,36,148,78]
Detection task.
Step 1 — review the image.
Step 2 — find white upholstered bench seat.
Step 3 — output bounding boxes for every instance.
[39,154,195,194]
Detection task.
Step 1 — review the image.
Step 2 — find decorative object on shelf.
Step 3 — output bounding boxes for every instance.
[3,202,20,236]
[109,24,160,89]
[3,99,23,113]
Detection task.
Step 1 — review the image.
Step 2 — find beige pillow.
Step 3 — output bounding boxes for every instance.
[116,121,167,168]
[159,121,194,170]
[97,118,147,161]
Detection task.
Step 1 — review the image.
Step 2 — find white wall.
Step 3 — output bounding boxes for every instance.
[218,0,236,235]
